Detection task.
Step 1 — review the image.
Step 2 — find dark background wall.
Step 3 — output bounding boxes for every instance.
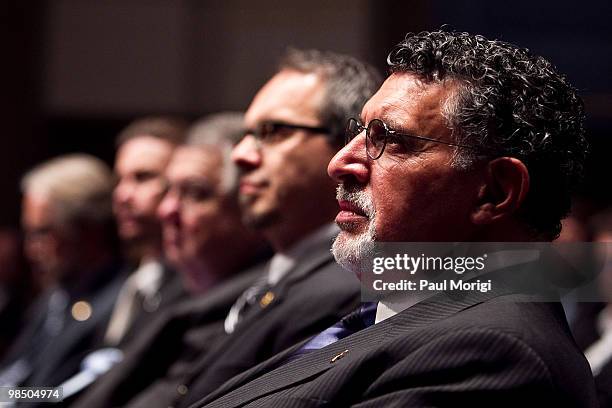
[2,0,610,227]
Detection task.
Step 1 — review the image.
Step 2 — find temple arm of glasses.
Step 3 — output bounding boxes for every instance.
[272,123,331,134]
[389,130,481,151]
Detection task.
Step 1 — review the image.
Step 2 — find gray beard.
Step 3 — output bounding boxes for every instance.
[331,225,376,278]
[330,184,376,278]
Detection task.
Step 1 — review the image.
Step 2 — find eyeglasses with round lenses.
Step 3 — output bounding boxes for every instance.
[345,117,480,160]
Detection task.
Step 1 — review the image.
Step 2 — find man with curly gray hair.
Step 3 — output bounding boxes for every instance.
[191,31,596,408]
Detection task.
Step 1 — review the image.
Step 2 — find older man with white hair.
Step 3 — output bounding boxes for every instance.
[0,154,123,389]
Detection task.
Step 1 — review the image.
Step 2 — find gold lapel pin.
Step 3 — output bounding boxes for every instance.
[71,300,92,321]
[330,349,349,363]
[259,291,275,308]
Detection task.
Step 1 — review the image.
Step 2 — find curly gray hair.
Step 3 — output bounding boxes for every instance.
[387,30,588,240]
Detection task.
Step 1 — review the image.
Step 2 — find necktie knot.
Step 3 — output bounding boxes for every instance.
[340,302,377,332]
[224,275,272,334]
[289,302,378,360]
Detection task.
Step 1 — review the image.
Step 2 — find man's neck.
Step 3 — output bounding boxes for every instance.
[183,239,271,295]
[123,240,162,267]
[267,221,336,254]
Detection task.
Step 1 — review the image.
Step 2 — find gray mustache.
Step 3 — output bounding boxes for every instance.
[335,184,375,218]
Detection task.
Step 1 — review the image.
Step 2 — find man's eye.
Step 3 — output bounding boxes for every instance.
[133,171,157,183]
[260,126,292,142]
[386,135,423,153]
[183,186,213,201]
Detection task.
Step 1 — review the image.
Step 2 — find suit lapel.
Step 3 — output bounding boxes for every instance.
[273,243,336,292]
[216,246,335,338]
[173,266,264,322]
[181,249,336,389]
[194,276,518,408]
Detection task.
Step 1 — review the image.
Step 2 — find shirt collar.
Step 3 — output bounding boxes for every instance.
[131,259,165,297]
[267,223,339,285]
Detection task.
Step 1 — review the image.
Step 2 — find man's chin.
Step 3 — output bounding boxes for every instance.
[331,231,375,280]
[336,220,368,235]
[241,207,279,230]
[118,223,141,241]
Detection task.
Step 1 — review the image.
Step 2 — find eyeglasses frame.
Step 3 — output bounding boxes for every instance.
[345,117,484,160]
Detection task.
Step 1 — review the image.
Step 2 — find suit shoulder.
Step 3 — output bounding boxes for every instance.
[289,260,359,296]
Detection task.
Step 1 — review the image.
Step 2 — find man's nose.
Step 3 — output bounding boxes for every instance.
[157,191,180,224]
[113,180,133,205]
[231,135,262,170]
[327,132,369,184]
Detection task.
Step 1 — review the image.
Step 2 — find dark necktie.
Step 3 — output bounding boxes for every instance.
[286,302,377,362]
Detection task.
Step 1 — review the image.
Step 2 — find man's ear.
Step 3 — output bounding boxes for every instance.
[471,157,530,225]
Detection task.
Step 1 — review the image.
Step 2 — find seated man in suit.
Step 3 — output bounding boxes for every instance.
[108,116,189,346]
[190,30,597,407]
[50,118,191,403]
[60,113,271,402]
[74,49,381,408]
[0,227,33,360]
[0,154,122,388]
[158,113,270,293]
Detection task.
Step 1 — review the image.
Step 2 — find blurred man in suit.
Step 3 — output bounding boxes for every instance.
[191,30,597,408]
[76,49,381,408]
[173,49,381,407]
[51,117,190,400]
[107,116,188,346]
[0,227,33,360]
[0,154,121,388]
[159,113,268,293]
[46,118,190,404]
[69,113,271,406]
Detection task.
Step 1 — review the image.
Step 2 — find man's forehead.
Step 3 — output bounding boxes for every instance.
[22,193,53,225]
[361,73,455,126]
[166,146,220,179]
[116,136,174,172]
[245,69,324,126]
[119,135,174,156]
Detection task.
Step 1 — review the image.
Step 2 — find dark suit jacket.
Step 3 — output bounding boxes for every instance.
[70,265,264,408]
[75,235,360,408]
[116,262,187,347]
[571,302,612,407]
[0,261,125,389]
[177,250,360,408]
[189,284,597,408]
[23,262,184,398]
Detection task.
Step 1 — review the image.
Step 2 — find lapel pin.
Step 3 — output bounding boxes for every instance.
[71,300,92,321]
[259,291,275,308]
[330,349,349,363]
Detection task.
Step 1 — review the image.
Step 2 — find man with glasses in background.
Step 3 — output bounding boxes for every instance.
[74,49,381,408]
[190,30,597,408]
[172,48,381,408]
[70,113,271,407]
